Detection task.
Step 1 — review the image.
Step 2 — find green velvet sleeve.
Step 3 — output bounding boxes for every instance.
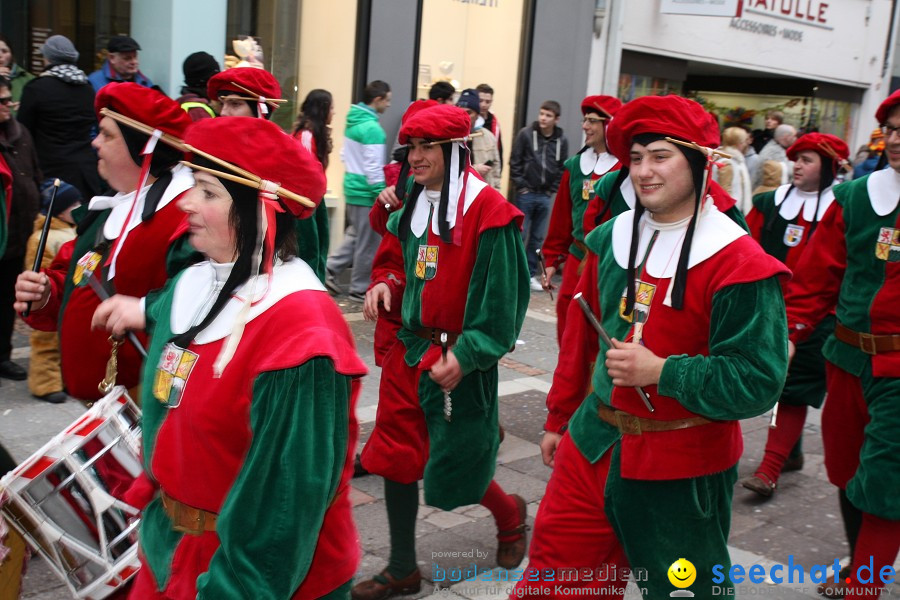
[453,224,530,375]
[196,358,350,599]
[294,202,329,282]
[657,276,788,420]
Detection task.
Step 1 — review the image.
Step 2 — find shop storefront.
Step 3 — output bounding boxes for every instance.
[603,0,897,150]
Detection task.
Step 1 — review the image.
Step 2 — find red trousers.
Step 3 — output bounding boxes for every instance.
[554,254,582,345]
[511,434,629,599]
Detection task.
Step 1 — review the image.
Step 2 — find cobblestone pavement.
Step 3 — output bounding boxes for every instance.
[1,284,898,599]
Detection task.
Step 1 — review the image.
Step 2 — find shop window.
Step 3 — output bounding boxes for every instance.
[415,0,525,169]
[618,73,681,102]
[1,0,129,76]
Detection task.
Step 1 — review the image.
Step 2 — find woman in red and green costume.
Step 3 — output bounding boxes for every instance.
[515,95,789,600]
[541,95,621,343]
[739,132,850,499]
[354,104,530,599]
[783,91,900,599]
[93,116,366,599]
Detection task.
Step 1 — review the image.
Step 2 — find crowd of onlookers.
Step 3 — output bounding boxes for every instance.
[0,30,885,410]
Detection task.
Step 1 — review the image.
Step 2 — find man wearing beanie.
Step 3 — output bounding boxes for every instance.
[515,95,789,599]
[14,83,196,404]
[740,132,850,500]
[457,88,501,190]
[17,34,103,201]
[782,91,900,599]
[354,104,530,598]
[23,180,80,403]
[541,95,622,343]
[88,35,153,92]
[177,51,220,121]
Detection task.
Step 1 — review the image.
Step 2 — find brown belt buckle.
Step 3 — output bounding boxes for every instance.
[858,333,877,355]
[172,503,208,536]
[614,411,642,435]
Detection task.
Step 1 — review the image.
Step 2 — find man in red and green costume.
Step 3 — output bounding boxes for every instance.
[14,83,197,402]
[739,132,849,499]
[514,95,789,600]
[541,95,621,343]
[783,91,900,599]
[354,104,530,598]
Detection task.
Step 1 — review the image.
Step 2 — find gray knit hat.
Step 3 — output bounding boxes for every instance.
[40,35,79,65]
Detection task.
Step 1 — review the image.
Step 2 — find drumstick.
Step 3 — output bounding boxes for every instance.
[23,179,60,317]
[574,292,655,412]
[83,270,147,358]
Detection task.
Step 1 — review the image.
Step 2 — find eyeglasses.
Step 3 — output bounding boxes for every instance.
[582,117,606,124]
[0,97,13,106]
[882,124,900,139]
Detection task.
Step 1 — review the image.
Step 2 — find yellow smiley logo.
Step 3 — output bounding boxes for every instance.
[668,558,697,589]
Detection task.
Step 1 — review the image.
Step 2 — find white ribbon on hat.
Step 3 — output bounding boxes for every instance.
[108,128,164,279]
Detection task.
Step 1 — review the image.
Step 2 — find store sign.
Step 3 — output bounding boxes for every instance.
[660,0,740,17]
[729,16,804,41]
[453,0,499,6]
[737,0,832,29]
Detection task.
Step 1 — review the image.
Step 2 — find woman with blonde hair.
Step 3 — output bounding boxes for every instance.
[714,126,754,214]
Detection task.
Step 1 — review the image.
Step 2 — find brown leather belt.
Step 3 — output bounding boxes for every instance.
[834,322,900,356]
[598,404,712,436]
[161,490,217,535]
[414,327,459,346]
[573,240,590,276]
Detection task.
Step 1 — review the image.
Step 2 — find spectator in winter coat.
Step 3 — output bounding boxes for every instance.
[17,35,103,200]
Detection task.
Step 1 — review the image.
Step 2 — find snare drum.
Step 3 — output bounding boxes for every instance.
[0,386,142,599]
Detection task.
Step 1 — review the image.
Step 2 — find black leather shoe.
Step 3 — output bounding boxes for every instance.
[36,392,67,404]
[351,569,421,600]
[0,360,27,381]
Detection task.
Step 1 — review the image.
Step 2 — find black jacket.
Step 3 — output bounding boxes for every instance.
[0,118,42,258]
[509,122,568,195]
[17,72,104,200]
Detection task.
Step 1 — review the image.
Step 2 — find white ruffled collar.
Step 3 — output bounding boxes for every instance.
[580,147,618,177]
[90,164,194,279]
[612,198,747,305]
[866,168,900,216]
[170,258,324,345]
[408,171,487,238]
[773,183,835,222]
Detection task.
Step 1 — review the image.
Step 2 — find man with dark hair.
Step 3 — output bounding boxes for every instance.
[541,95,622,343]
[326,80,391,301]
[88,35,154,92]
[781,90,900,599]
[752,109,785,153]
[457,88,501,190]
[354,103,529,599]
[428,81,455,104]
[515,94,788,599]
[476,83,502,168]
[510,100,568,290]
[741,132,850,500]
